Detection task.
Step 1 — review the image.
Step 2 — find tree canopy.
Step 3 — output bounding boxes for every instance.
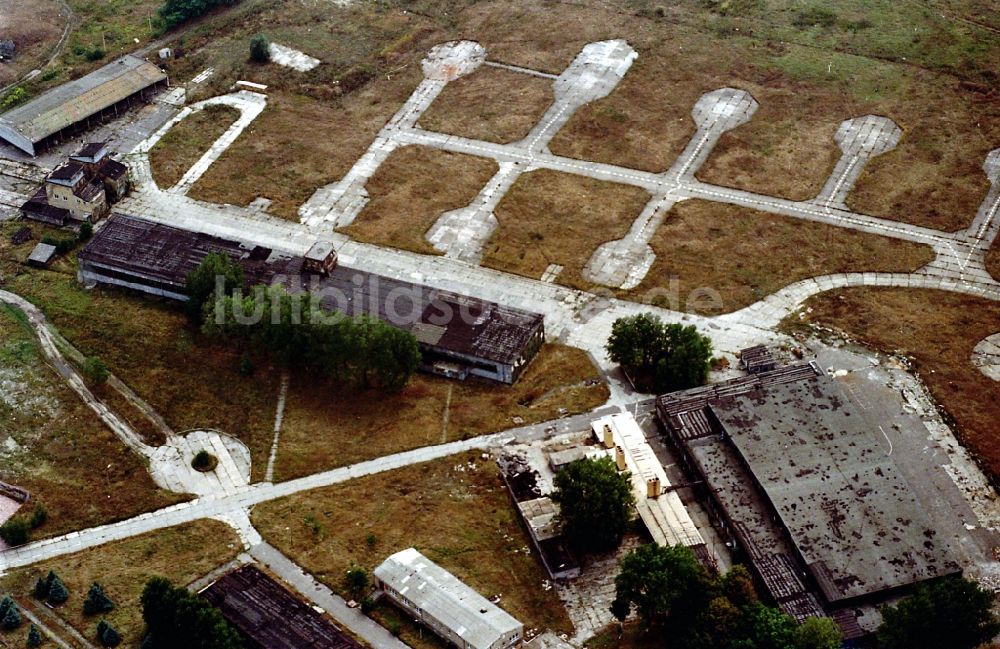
[141,577,243,649]
[611,545,841,649]
[606,314,713,394]
[185,252,244,324]
[249,35,270,63]
[159,0,240,29]
[877,576,1000,649]
[552,456,635,554]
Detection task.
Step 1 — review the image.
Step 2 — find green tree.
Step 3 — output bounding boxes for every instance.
[344,566,369,600]
[3,602,21,630]
[612,544,710,627]
[47,575,69,606]
[364,319,421,391]
[83,582,115,615]
[29,503,47,529]
[34,573,53,600]
[97,620,121,647]
[249,35,270,63]
[877,576,1000,649]
[27,623,43,647]
[735,603,797,649]
[79,221,94,241]
[0,518,30,545]
[185,252,243,324]
[140,577,243,649]
[159,0,240,29]
[606,314,712,393]
[83,356,110,386]
[792,616,842,649]
[552,456,634,553]
[0,596,15,619]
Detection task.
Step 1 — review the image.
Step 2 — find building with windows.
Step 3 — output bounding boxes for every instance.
[373,548,524,649]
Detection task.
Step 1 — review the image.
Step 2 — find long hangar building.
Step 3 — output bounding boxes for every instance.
[656,363,961,641]
[78,214,545,384]
[0,55,167,156]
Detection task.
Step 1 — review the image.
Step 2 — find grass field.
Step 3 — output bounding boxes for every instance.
[252,452,574,644]
[419,65,554,144]
[149,104,241,190]
[0,0,65,88]
[987,243,1000,281]
[783,288,1000,478]
[0,242,280,482]
[483,169,651,288]
[339,145,499,255]
[0,302,184,540]
[627,200,937,314]
[0,520,241,647]
[273,344,608,481]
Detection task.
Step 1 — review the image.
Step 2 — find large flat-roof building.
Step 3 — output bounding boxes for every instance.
[200,565,361,649]
[656,362,961,640]
[0,55,167,156]
[374,548,524,649]
[78,213,545,383]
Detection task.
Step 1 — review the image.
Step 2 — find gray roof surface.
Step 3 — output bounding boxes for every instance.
[711,374,959,602]
[374,548,522,649]
[0,55,166,143]
[28,243,57,265]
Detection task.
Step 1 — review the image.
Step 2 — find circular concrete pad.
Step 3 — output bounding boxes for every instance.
[148,430,252,497]
[421,41,486,81]
[972,333,1000,381]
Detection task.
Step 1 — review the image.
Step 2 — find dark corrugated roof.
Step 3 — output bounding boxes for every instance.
[99,158,127,179]
[49,162,83,182]
[72,141,108,160]
[201,566,361,649]
[0,55,166,143]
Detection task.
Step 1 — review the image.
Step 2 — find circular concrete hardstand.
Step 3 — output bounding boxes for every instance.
[972,333,1000,381]
[421,41,486,81]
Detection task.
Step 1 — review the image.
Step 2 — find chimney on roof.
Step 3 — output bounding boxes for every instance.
[615,445,627,472]
[602,424,614,449]
[647,477,661,499]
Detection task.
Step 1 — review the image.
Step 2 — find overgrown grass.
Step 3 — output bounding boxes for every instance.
[274,344,608,481]
[0,520,241,647]
[252,452,574,641]
[149,104,241,190]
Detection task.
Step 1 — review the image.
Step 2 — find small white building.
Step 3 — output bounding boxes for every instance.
[373,548,524,649]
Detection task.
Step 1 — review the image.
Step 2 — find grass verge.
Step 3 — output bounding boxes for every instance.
[627,200,937,314]
[781,288,1000,478]
[274,344,608,481]
[0,520,242,647]
[149,104,241,190]
[252,452,574,643]
[339,145,499,255]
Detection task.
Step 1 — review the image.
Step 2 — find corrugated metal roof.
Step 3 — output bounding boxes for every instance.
[374,548,522,649]
[0,55,166,143]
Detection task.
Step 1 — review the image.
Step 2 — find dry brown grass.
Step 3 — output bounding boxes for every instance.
[273,344,608,481]
[0,304,185,540]
[0,261,280,482]
[0,0,64,86]
[627,200,936,314]
[483,169,651,288]
[251,452,574,642]
[149,104,240,190]
[783,288,1000,478]
[419,66,554,144]
[339,145,499,255]
[0,520,242,646]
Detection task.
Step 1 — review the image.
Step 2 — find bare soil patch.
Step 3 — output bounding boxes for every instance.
[340,145,499,255]
[483,169,651,288]
[419,66,554,144]
[0,0,64,87]
[273,344,608,482]
[252,452,574,643]
[783,288,1000,478]
[0,520,241,646]
[150,104,241,190]
[628,200,936,314]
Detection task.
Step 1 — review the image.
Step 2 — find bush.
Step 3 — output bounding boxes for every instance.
[97,620,121,647]
[2,603,21,630]
[360,597,375,615]
[0,518,30,546]
[83,356,110,386]
[40,235,76,255]
[344,567,369,600]
[34,573,53,600]
[191,450,217,472]
[27,624,42,647]
[30,503,47,529]
[249,35,270,63]
[159,0,241,29]
[79,221,94,241]
[84,583,115,616]
[47,575,69,606]
[0,87,29,110]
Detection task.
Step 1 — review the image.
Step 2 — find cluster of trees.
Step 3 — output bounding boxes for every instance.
[204,284,422,392]
[141,577,243,649]
[611,544,841,649]
[0,503,48,546]
[0,595,22,631]
[877,577,999,649]
[552,457,635,554]
[159,0,240,29]
[35,570,70,606]
[606,314,713,394]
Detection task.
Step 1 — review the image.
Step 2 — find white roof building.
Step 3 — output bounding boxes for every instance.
[373,548,524,649]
